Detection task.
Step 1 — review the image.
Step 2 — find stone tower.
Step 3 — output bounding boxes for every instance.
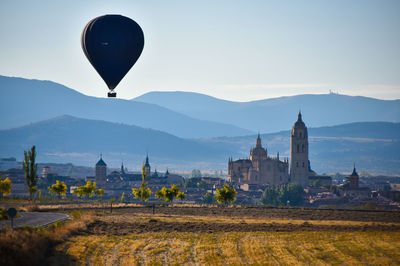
[95,155,107,185]
[348,165,359,189]
[290,112,309,187]
[144,155,151,177]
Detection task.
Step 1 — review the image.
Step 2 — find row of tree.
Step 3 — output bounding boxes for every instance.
[132,165,238,205]
[260,183,305,206]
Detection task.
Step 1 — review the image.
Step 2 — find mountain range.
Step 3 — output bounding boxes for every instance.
[0,115,232,157]
[134,91,400,133]
[2,75,400,138]
[0,115,398,175]
[0,75,399,175]
[0,75,252,138]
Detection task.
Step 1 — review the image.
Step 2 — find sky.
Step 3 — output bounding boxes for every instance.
[0,0,399,101]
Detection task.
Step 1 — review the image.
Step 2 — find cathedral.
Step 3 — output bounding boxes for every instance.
[228,112,313,187]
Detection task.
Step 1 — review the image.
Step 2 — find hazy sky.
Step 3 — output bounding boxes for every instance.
[0,0,399,101]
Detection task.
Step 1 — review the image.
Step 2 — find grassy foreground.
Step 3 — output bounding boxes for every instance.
[2,208,400,265]
[56,231,400,265]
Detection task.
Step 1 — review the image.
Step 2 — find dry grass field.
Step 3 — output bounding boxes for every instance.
[49,210,400,265]
[55,231,400,265]
[2,206,400,265]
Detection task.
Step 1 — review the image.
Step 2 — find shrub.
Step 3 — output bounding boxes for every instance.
[215,184,237,205]
[0,176,12,197]
[71,210,82,219]
[155,184,186,202]
[0,208,9,220]
[48,180,67,198]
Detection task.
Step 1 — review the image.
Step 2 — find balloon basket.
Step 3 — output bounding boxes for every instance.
[108,92,117,97]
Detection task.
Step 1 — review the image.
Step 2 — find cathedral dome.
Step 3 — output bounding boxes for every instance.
[250,133,267,160]
[250,146,267,158]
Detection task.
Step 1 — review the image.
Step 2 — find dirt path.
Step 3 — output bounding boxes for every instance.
[82,219,400,235]
[115,206,400,223]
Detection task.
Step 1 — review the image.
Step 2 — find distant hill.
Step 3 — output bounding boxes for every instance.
[133,91,400,133]
[0,115,236,169]
[0,115,398,175]
[0,75,252,138]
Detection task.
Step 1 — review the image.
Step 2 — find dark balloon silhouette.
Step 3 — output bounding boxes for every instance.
[81,15,144,97]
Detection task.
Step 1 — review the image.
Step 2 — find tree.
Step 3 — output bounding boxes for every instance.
[260,186,280,206]
[48,180,67,199]
[0,174,12,198]
[95,188,105,198]
[155,184,186,202]
[23,145,38,200]
[215,184,237,205]
[279,183,304,206]
[73,181,96,198]
[132,165,152,202]
[202,192,213,204]
[312,179,322,187]
[94,188,105,211]
[260,183,305,207]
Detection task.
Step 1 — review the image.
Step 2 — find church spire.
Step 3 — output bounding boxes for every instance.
[256,132,261,148]
[120,161,126,175]
[351,163,358,176]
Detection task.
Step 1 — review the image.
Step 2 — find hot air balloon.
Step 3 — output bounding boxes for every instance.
[81,15,144,97]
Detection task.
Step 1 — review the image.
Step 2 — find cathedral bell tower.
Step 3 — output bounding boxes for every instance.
[290,112,309,187]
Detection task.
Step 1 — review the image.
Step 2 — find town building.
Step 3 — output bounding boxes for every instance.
[95,155,107,185]
[228,133,289,185]
[348,165,359,189]
[228,112,319,187]
[342,166,370,198]
[89,155,185,198]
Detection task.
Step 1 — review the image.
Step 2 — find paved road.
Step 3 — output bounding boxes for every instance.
[0,212,70,229]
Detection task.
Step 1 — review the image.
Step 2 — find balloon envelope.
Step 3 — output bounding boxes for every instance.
[81,15,144,92]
